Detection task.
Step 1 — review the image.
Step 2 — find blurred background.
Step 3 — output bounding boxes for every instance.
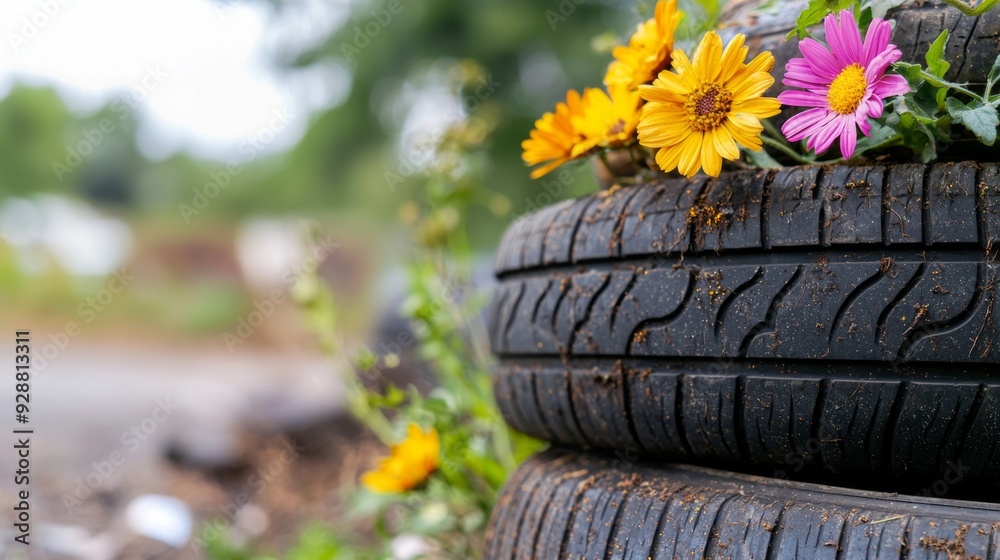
[0,0,719,557]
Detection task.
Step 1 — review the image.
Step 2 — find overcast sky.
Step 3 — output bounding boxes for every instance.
[0,0,352,161]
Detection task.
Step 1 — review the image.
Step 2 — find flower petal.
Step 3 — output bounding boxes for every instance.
[798,38,841,78]
[719,33,750,83]
[529,158,569,178]
[638,109,693,146]
[783,64,832,87]
[732,96,782,118]
[826,10,862,64]
[863,18,893,65]
[730,73,775,103]
[726,112,764,149]
[677,132,703,178]
[778,90,830,108]
[823,12,848,64]
[671,49,697,80]
[701,130,723,177]
[655,144,684,173]
[803,111,843,152]
[642,72,690,100]
[857,113,872,136]
[840,118,858,158]
[743,50,776,75]
[694,31,724,83]
[814,114,849,153]
[873,74,909,98]
[781,107,831,141]
[864,47,902,82]
[711,126,740,160]
[863,96,883,119]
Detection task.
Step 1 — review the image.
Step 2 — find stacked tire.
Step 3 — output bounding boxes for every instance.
[485,3,1000,557]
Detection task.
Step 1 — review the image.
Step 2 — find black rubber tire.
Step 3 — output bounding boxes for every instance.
[489,162,1000,483]
[485,449,1000,560]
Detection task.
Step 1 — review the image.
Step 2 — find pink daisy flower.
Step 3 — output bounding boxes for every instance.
[778,10,910,158]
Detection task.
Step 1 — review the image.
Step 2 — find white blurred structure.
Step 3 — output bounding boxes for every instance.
[0,195,132,277]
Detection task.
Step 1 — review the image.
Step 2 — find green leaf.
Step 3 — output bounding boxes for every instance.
[925,30,950,79]
[892,62,949,111]
[852,121,898,156]
[946,98,999,146]
[893,62,924,87]
[865,0,907,18]
[788,0,854,39]
[885,97,950,162]
[856,6,874,32]
[989,54,1000,87]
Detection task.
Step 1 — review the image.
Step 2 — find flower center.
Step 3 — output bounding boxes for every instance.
[827,64,867,115]
[685,83,733,132]
[608,119,626,136]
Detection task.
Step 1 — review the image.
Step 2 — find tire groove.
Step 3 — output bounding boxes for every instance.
[955,14,980,79]
[899,263,987,361]
[921,163,932,245]
[675,374,695,457]
[556,469,598,560]
[565,273,612,356]
[829,267,886,344]
[608,270,638,332]
[763,504,788,560]
[715,266,764,337]
[816,166,829,248]
[876,263,925,348]
[881,381,910,476]
[625,269,696,354]
[761,169,774,250]
[733,374,753,462]
[502,282,526,353]
[565,368,594,448]
[738,265,803,358]
[620,364,643,454]
[598,488,629,560]
[607,184,645,257]
[863,390,886,472]
[810,378,830,469]
[496,246,987,281]
[954,382,988,476]
[498,355,1000,379]
[567,196,600,265]
[976,164,988,246]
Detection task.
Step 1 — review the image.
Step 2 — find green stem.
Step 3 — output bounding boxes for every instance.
[939,0,1000,16]
[917,69,985,102]
[626,145,643,174]
[761,135,816,165]
[597,151,614,177]
[855,132,904,156]
[761,118,784,139]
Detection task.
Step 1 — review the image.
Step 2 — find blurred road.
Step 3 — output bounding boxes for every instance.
[0,344,346,537]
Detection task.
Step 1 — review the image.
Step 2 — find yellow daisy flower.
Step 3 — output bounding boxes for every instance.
[637,32,781,178]
[571,86,642,157]
[362,423,440,494]
[521,89,585,179]
[605,0,683,90]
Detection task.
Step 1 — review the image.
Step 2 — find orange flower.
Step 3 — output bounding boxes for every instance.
[571,86,642,156]
[521,89,586,178]
[605,0,683,90]
[362,423,440,493]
